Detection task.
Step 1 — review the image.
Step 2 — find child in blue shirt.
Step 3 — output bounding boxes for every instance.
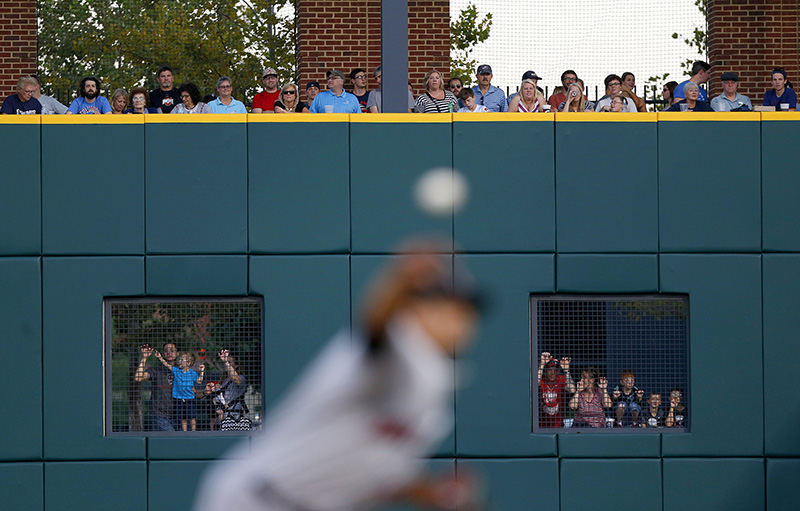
[156,350,205,431]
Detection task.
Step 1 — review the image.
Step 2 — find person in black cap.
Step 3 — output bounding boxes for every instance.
[710,72,752,111]
[471,64,507,112]
[193,238,485,511]
[506,70,544,105]
[763,67,797,111]
[305,80,320,104]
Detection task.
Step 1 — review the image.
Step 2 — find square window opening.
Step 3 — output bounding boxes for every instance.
[104,297,264,436]
[531,295,689,433]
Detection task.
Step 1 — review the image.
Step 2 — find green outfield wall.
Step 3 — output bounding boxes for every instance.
[1,112,799,510]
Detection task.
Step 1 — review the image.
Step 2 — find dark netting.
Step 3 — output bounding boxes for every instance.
[105,298,263,435]
[532,295,689,431]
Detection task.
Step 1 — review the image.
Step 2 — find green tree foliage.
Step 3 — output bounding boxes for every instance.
[672,0,708,77]
[38,0,296,104]
[450,2,492,86]
[645,0,707,110]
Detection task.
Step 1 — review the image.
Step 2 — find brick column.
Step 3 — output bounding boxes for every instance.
[707,0,799,99]
[0,0,37,98]
[297,0,449,99]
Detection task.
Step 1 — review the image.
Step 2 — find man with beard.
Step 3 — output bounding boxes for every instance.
[66,76,112,114]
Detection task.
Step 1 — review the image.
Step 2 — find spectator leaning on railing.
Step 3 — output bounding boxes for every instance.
[31,75,67,114]
[595,74,637,113]
[666,81,713,112]
[66,76,112,114]
[310,70,361,114]
[208,77,247,114]
[472,64,507,112]
[548,69,577,112]
[763,67,796,111]
[710,72,752,112]
[1,75,41,114]
[414,69,459,113]
[109,88,129,114]
[150,66,180,113]
[620,72,647,112]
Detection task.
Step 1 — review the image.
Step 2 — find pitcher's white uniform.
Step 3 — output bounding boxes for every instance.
[193,314,453,511]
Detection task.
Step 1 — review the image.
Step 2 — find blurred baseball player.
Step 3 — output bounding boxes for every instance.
[193,241,483,511]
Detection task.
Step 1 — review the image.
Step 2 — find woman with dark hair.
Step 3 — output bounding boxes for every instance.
[126,86,161,114]
[662,81,679,109]
[569,367,612,427]
[763,68,797,111]
[172,83,211,113]
[274,82,310,113]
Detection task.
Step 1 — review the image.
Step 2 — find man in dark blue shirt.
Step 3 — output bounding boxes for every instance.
[1,75,42,114]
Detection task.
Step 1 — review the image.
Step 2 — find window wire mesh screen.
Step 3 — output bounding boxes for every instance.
[451,0,706,102]
[532,295,689,432]
[105,298,263,435]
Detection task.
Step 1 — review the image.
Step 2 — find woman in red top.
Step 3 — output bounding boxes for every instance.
[569,368,612,428]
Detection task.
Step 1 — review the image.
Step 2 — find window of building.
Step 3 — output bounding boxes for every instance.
[531,295,689,432]
[104,297,263,435]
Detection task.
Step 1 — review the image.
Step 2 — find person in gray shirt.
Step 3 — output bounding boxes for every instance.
[710,71,752,111]
[366,65,414,113]
[31,75,67,114]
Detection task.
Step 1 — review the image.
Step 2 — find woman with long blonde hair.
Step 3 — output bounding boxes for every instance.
[508,79,545,112]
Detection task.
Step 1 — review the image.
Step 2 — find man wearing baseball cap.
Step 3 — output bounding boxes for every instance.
[471,64,507,112]
[309,70,361,114]
[251,67,281,113]
[305,81,321,104]
[710,72,752,112]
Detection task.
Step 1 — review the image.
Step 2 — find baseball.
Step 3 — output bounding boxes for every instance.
[414,167,469,217]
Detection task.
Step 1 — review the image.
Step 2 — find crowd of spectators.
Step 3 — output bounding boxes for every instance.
[537,352,687,429]
[2,61,796,115]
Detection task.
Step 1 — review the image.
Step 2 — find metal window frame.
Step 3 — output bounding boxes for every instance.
[103,296,265,437]
[530,293,690,434]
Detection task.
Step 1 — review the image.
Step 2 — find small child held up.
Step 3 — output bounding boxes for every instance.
[457,88,489,113]
[156,349,205,431]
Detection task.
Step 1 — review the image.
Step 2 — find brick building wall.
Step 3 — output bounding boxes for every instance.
[707,0,799,99]
[297,0,450,100]
[0,0,37,98]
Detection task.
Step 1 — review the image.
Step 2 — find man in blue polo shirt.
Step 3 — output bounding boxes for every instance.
[472,64,507,112]
[1,75,41,114]
[208,76,247,113]
[763,68,797,111]
[310,70,361,114]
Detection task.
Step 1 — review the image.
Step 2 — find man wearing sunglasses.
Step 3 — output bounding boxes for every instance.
[1,75,41,115]
[309,70,361,114]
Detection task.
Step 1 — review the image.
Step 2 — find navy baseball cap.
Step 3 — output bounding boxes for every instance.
[720,72,738,82]
[476,64,492,75]
[522,70,541,80]
[306,81,320,90]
